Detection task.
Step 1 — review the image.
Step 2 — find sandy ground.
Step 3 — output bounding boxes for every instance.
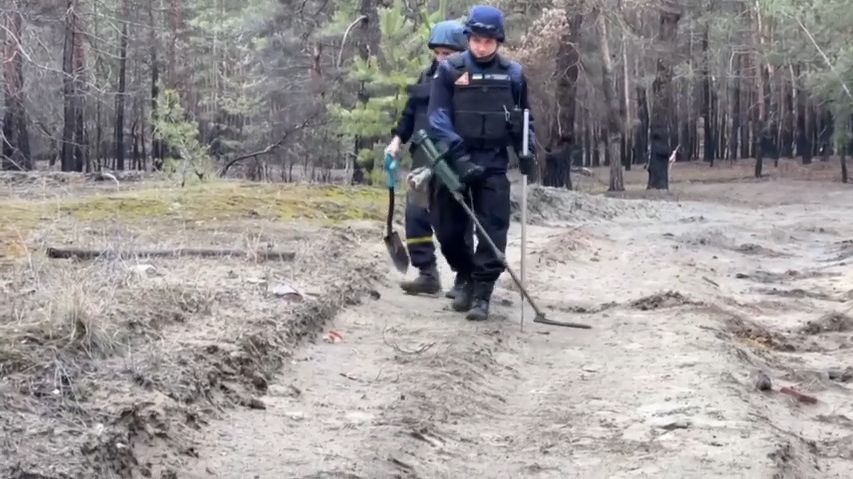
[2,161,851,478]
[149,178,853,478]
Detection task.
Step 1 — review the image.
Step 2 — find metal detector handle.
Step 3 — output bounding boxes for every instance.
[412,129,463,192]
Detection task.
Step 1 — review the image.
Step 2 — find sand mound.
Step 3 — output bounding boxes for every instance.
[509,185,661,225]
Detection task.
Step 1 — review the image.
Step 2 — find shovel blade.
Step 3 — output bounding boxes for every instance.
[384,231,409,273]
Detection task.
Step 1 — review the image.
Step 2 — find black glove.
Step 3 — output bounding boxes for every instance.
[452,154,484,184]
[447,143,484,184]
[518,154,535,176]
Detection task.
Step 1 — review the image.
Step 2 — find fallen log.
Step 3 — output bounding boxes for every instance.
[45,247,295,261]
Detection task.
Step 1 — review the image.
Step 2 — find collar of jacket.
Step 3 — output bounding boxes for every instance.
[466,49,499,67]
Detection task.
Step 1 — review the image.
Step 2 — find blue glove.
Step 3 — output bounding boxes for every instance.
[383,153,398,189]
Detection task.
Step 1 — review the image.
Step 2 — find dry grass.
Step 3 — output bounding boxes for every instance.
[0,262,122,376]
[0,204,384,477]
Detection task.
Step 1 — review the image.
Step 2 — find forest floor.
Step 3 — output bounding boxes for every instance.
[2,157,852,478]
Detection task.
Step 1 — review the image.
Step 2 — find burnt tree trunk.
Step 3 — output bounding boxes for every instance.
[148,1,163,170]
[795,66,812,164]
[114,6,129,171]
[2,7,31,170]
[61,0,87,172]
[780,66,795,158]
[544,12,583,189]
[647,3,681,189]
[635,83,649,166]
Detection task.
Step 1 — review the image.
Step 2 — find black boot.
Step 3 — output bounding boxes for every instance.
[466,282,494,321]
[466,298,490,321]
[400,265,441,295]
[451,279,474,312]
[445,273,465,299]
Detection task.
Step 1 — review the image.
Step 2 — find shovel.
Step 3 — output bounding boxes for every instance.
[383,153,409,273]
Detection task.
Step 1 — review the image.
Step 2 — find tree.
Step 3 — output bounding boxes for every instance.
[594,5,624,191]
[61,0,87,172]
[329,0,443,184]
[2,3,32,170]
[114,0,130,170]
[647,1,681,190]
[546,10,584,189]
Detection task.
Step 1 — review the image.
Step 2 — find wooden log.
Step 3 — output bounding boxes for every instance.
[45,247,295,261]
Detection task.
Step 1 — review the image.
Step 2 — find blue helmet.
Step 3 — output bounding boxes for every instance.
[428,20,467,52]
[464,5,505,42]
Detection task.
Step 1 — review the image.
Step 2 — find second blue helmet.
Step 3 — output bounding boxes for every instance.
[428,20,467,52]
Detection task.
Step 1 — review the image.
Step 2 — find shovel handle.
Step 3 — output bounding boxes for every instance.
[386,188,395,236]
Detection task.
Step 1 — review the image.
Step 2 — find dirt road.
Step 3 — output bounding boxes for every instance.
[163,181,853,478]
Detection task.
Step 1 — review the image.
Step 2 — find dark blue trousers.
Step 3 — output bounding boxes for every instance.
[404,193,437,269]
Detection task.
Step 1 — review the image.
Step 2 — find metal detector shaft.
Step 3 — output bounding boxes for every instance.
[521,109,529,331]
[449,191,591,329]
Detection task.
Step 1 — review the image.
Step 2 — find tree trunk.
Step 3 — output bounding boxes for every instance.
[752,3,768,178]
[621,30,632,171]
[148,1,163,169]
[701,26,715,164]
[739,53,751,159]
[635,83,649,166]
[729,53,742,161]
[351,0,381,185]
[595,7,623,191]
[544,12,583,189]
[2,6,31,170]
[114,6,129,171]
[781,65,795,158]
[795,65,812,164]
[819,108,833,160]
[61,0,86,172]
[647,3,681,189]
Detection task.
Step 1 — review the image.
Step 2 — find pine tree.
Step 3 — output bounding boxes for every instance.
[329,0,453,184]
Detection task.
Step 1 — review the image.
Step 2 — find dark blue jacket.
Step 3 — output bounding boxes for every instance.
[427,51,536,171]
[390,60,439,144]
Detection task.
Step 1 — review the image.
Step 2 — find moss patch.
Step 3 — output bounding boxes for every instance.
[0,181,391,260]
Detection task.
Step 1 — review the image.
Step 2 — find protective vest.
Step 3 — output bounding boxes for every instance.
[406,68,434,137]
[447,53,523,149]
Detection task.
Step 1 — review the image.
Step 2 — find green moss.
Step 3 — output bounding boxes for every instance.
[61,196,172,220]
[1,182,392,259]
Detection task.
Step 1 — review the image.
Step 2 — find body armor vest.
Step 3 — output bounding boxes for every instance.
[447,53,523,150]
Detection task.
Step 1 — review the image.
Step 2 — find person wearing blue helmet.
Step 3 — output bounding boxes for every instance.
[385,19,472,297]
[427,5,537,321]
